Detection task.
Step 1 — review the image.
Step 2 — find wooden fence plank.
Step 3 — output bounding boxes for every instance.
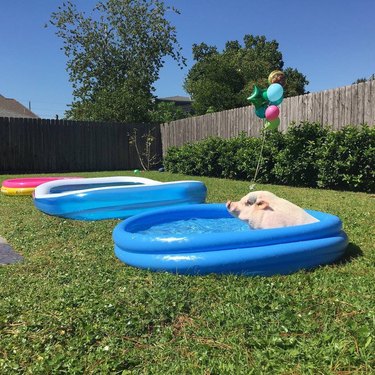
[0,118,160,173]
[364,80,373,124]
[2,81,375,171]
[160,81,375,154]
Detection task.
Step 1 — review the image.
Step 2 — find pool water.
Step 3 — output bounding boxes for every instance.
[50,182,144,193]
[114,205,348,276]
[137,217,251,236]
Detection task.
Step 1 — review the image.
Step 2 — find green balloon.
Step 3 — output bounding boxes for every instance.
[247,85,262,102]
[264,117,280,130]
[247,85,270,110]
[262,90,269,101]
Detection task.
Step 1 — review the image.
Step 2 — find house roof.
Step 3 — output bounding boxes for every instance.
[158,96,192,103]
[0,94,39,118]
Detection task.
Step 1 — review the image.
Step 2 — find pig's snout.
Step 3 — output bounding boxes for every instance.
[226,200,232,210]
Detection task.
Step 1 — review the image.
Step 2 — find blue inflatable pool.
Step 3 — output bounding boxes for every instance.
[113,204,348,276]
[33,177,207,220]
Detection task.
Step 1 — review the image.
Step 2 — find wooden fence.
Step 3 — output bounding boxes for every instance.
[1,81,375,173]
[161,81,375,153]
[0,117,162,173]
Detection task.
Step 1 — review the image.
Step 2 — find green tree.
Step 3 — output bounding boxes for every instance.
[353,74,375,84]
[49,0,185,122]
[149,101,189,123]
[184,35,308,115]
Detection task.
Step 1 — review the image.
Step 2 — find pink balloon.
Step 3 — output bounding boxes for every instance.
[265,105,280,121]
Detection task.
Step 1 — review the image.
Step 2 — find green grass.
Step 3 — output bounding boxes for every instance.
[0,171,374,374]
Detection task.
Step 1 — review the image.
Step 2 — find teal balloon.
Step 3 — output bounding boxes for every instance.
[267,83,284,102]
[264,117,280,130]
[252,97,268,109]
[270,96,283,106]
[255,106,267,119]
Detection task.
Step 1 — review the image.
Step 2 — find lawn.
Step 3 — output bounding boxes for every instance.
[0,171,374,374]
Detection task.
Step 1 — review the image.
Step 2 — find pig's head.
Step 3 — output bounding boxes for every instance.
[226,191,318,229]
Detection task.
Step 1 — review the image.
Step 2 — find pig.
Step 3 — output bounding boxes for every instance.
[226,191,319,229]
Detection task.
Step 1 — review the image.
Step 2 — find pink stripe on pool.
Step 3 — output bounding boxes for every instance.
[2,177,82,188]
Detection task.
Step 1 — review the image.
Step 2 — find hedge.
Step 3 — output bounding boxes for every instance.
[163,122,375,193]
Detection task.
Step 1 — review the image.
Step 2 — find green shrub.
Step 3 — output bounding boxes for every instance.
[164,137,230,177]
[163,122,375,193]
[258,130,286,183]
[317,125,375,192]
[201,136,239,178]
[231,135,262,181]
[163,144,197,175]
[272,122,329,187]
[231,130,285,183]
[165,135,253,179]
[164,131,285,183]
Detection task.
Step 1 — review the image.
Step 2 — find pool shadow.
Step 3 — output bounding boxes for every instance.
[335,242,363,265]
[0,243,24,265]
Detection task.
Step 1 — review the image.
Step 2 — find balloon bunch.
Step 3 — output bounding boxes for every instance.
[247,70,285,130]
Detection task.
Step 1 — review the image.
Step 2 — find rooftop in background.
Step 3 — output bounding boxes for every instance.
[0,94,39,118]
[158,96,192,102]
[156,96,192,113]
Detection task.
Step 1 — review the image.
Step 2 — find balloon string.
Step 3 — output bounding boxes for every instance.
[249,122,266,191]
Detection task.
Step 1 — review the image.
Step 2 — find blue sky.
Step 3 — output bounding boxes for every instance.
[1,0,374,119]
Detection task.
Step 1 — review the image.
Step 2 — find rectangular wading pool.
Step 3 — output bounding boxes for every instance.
[33,176,207,221]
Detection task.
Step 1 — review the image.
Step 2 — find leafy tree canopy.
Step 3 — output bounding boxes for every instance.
[49,0,185,122]
[184,35,308,115]
[353,74,375,84]
[149,101,189,123]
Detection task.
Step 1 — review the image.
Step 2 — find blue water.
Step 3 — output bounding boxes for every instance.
[50,182,144,194]
[137,218,250,236]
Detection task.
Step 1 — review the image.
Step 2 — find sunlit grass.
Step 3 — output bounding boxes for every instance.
[0,171,374,374]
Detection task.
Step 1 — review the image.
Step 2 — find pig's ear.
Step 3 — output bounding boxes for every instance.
[256,198,269,210]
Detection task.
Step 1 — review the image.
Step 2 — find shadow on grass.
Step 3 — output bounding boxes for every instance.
[0,243,24,265]
[335,242,363,265]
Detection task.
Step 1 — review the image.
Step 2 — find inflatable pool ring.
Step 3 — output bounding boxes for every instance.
[1,186,35,196]
[1,177,82,196]
[33,176,207,221]
[113,203,348,276]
